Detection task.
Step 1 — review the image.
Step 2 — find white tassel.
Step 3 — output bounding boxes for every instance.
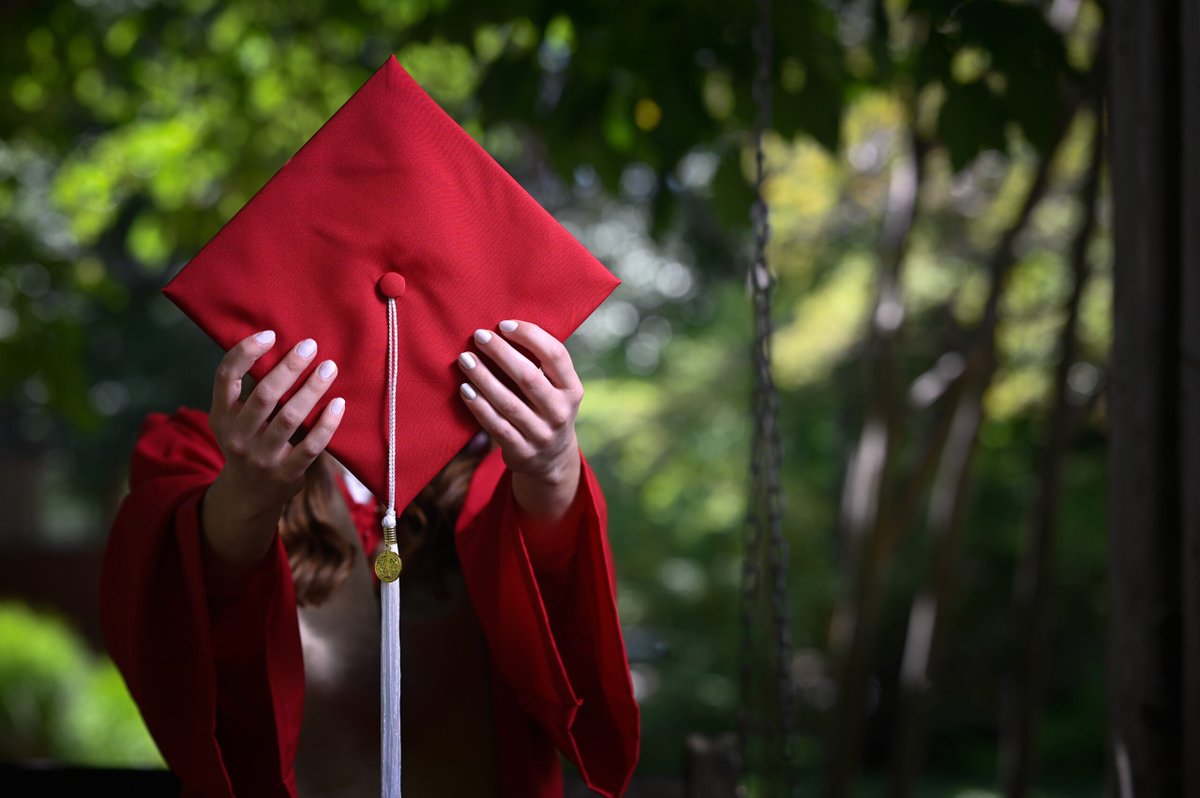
[375,296,402,797]
[380,559,401,796]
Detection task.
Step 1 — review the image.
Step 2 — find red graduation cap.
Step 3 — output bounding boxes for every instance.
[164,55,619,513]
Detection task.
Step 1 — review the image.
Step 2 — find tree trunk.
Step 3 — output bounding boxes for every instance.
[886,366,985,798]
[885,105,1075,797]
[824,129,923,798]
[998,101,1103,798]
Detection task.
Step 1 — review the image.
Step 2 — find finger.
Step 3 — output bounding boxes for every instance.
[282,396,346,476]
[495,320,581,394]
[458,383,527,455]
[261,359,339,451]
[470,328,560,416]
[235,337,320,439]
[212,330,277,421]
[457,345,546,438]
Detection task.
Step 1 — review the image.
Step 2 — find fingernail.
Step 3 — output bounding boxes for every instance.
[297,338,317,358]
[255,330,276,345]
[499,320,519,333]
[460,383,477,400]
[330,397,345,416]
[459,352,476,369]
[474,329,493,344]
[318,360,337,379]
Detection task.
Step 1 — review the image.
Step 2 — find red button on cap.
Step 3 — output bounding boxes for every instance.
[377,272,406,298]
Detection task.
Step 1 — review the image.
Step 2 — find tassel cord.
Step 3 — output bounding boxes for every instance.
[380,296,402,797]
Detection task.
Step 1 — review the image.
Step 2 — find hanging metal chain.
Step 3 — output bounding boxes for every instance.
[738,0,798,793]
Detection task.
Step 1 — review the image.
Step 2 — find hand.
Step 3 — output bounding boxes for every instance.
[202,330,345,575]
[457,319,583,523]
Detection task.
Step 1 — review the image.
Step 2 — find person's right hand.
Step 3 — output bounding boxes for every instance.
[201,330,345,579]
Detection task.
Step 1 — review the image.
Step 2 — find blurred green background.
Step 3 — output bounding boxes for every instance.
[0,0,1109,795]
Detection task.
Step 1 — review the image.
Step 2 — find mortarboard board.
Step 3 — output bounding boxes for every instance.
[163,54,619,515]
[161,55,620,797]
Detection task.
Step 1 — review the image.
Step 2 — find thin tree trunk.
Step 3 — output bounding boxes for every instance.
[887,359,987,798]
[824,129,924,798]
[998,98,1103,798]
[885,106,1076,797]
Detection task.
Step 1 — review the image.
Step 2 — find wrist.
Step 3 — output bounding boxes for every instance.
[529,452,578,489]
[511,441,581,522]
[524,435,581,487]
[512,450,586,571]
[201,470,286,574]
[209,468,289,525]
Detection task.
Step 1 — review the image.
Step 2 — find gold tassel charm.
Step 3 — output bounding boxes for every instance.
[374,516,403,583]
[374,550,402,582]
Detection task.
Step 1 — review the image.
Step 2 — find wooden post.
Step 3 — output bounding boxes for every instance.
[685,733,739,798]
[0,404,43,547]
[1107,1,1191,794]
[1179,1,1200,795]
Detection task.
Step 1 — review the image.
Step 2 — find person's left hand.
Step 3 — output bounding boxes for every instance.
[456,319,583,523]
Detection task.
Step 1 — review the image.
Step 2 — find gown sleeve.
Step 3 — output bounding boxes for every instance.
[454,447,641,797]
[100,408,304,798]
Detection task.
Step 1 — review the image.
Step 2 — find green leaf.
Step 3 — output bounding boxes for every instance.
[938,82,1008,172]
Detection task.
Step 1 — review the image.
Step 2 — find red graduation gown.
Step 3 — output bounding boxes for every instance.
[100,408,639,797]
